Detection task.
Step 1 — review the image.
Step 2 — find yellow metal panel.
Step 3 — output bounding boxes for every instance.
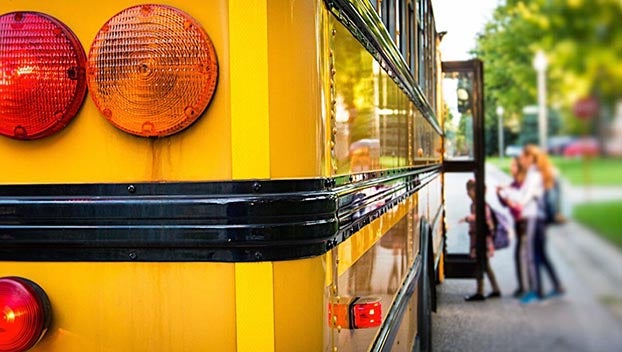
[0,0,232,184]
[229,0,270,179]
[273,257,325,351]
[0,262,236,352]
[235,262,275,352]
[266,0,325,178]
[336,195,417,277]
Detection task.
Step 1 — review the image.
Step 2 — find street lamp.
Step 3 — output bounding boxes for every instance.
[496,105,504,158]
[533,50,548,151]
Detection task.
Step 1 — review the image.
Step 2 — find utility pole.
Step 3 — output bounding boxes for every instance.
[496,105,504,158]
[533,50,548,151]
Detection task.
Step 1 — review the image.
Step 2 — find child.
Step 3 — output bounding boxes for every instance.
[460,179,501,301]
[497,157,528,297]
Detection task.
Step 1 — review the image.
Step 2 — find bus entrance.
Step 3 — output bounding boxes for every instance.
[441,59,487,280]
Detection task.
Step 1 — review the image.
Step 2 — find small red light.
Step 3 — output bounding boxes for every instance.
[0,12,87,140]
[328,297,382,330]
[0,277,51,352]
[352,300,382,329]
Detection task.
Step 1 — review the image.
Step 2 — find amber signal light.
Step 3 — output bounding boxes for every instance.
[86,4,219,137]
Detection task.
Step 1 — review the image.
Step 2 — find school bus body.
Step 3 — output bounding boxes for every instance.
[0,0,443,351]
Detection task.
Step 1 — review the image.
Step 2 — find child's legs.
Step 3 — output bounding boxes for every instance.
[485,261,500,292]
[514,220,527,290]
[524,218,538,292]
[476,277,484,295]
[535,222,562,290]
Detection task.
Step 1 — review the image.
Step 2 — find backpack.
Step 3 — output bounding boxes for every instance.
[488,204,511,250]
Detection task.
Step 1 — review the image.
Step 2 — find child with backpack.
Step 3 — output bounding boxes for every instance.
[497,156,529,297]
[459,179,501,301]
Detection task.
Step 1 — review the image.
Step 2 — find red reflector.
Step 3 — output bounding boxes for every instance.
[0,12,87,140]
[87,5,218,137]
[352,299,382,329]
[328,297,382,330]
[0,277,51,352]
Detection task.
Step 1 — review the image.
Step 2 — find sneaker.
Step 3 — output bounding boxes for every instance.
[464,293,486,302]
[520,291,539,304]
[545,288,565,299]
[512,289,525,298]
[486,291,501,299]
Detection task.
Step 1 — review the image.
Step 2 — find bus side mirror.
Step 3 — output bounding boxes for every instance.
[457,88,471,114]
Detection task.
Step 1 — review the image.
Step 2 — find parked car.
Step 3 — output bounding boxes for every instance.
[563,137,600,157]
[547,135,576,155]
[505,145,523,157]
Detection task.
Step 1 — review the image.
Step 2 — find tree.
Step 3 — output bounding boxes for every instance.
[474,0,622,142]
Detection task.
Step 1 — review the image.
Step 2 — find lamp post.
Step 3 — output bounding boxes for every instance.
[496,105,504,158]
[533,50,548,151]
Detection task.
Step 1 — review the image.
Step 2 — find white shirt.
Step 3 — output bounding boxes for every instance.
[518,166,544,219]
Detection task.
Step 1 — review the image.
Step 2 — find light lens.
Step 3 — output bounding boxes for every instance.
[0,277,51,352]
[87,4,218,137]
[328,297,382,329]
[352,300,382,329]
[0,12,87,140]
[327,302,350,329]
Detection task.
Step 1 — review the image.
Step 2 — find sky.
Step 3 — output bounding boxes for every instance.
[430,0,500,61]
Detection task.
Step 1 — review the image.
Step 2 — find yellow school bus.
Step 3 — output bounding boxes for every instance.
[0,0,469,351]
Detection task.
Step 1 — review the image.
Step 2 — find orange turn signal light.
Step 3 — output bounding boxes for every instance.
[86,4,218,137]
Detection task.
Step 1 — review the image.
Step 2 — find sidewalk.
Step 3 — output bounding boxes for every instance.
[487,162,622,310]
[432,164,622,351]
[494,161,622,318]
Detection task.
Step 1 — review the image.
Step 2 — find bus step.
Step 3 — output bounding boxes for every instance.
[444,254,478,279]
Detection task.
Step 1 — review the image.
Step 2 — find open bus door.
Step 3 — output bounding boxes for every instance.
[440,59,487,279]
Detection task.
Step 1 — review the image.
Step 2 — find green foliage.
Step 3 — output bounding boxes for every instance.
[552,156,622,186]
[574,201,622,249]
[474,0,622,140]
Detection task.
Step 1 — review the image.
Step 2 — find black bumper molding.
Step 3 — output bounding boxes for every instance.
[0,164,440,261]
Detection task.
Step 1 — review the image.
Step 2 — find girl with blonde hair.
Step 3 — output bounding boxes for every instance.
[519,145,564,303]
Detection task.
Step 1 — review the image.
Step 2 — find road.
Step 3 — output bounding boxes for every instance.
[432,165,622,352]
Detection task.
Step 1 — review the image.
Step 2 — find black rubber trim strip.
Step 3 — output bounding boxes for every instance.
[0,165,440,262]
[324,0,443,135]
[369,255,422,351]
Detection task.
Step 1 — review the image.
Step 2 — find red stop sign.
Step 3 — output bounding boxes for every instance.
[573,97,599,120]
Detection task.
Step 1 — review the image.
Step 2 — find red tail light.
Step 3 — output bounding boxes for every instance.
[328,297,382,329]
[0,277,51,352]
[87,5,218,137]
[351,299,382,329]
[0,12,87,140]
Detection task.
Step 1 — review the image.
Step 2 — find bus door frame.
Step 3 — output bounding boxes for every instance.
[441,59,487,280]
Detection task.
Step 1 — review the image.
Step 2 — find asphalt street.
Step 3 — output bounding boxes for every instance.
[432,165,622,352]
